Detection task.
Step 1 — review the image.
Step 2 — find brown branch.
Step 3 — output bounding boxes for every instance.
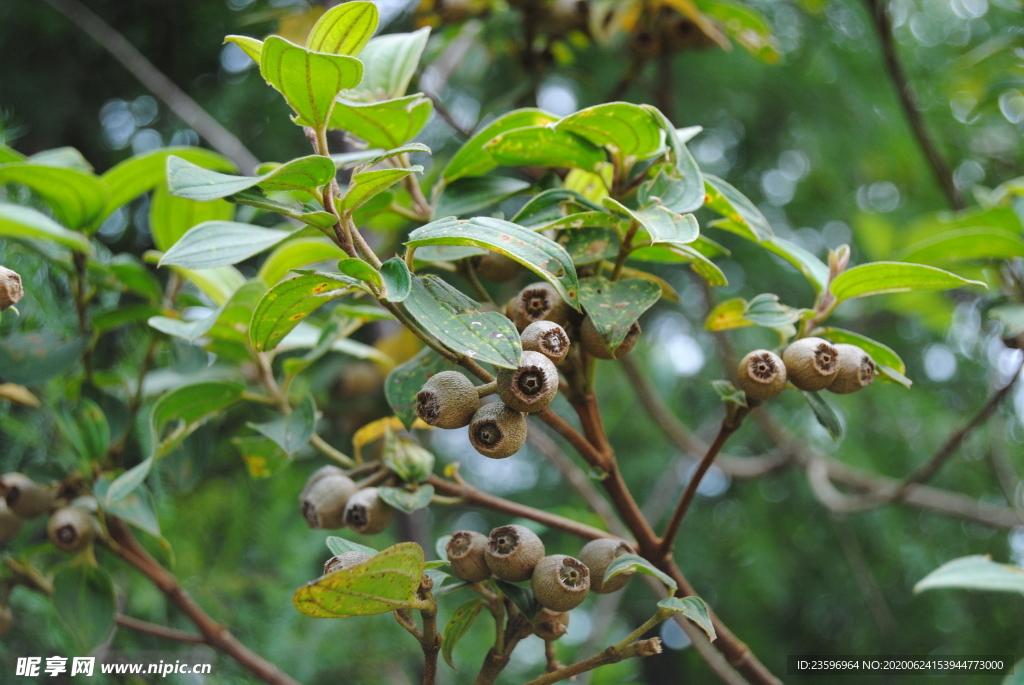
[41,0,260,173]
[103,518,302,685]
[115,615,206,644]
[523,639,663,685]
[895,359,1023,495]
[659,420,737,556]
[863,0,962,209]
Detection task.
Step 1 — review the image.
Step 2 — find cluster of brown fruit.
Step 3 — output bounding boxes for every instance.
[299,466,393,534]
[0,473,99,553]
[736,337,876,402]
[414,281,641,460]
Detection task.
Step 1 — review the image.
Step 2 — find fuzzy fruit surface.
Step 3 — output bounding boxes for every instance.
[446,530,491,582]
[828,343,876,394]
[581,317,640,360]
[783,337,839,391]
[520,320,571,364]
[485,524,545,582]
[579,538,636,593]
[2,473,54,519]
[469,402,528,459]
[416,371,479,429]
[301,474,358,530]
[533,608,570,641]
[47,507,96,552]
[510,282,572,331]
[532,554,591,611]
[497,351,558,413]
[736,349,787,401]
[344,487,393,535]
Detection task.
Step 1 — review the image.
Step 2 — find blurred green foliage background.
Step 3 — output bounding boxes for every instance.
[1,0,1023,683]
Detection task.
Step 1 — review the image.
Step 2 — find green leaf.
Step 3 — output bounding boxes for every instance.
[326,536,378,557]
[403,275,522,368]
[557,226,620,265]
[511,188,606,227]
[378,484,435,514]
[337,258,383,288]
[159,221,291,269]
[150,184,235,252]
[484,125,607,172]
[433,176,532,219]
[441,598,486,669]
[603,554,677,592]
[802,391,842,440]
[637,167,705,216]
[166,264,246,305]
[644,105,704,213]
[225,34,263,64]
[630,243,727,287]
[704,174,772,241]
[694,0,780,63]
[494,579,539,619]
[657,596,717,642]
[260,36,363,130]
[406,216,580,308]
[58,399,110,463]
[914,555,1024,594]
[444,109,558,182]
[743,293,803,328]
[898,227,1024,265]
[578,277,661,351]
[341,166,422,211]
[0,333,88,385]
[306,1,378,55]
[380,256,412,302]
[557,102,662,159]
[829,262,986,303]
[358,143,431,168]
[249,394,317,454]
[356,27,431,99]
[229,187,337,229]
[328,96,432,149]
[149,280,265,343]
[249,272,360,352]
[232,434,290,478]
[53,562,116,651]
[102,146,236,217]
[0,162,109,230]
[293,542,425,617]
[603,197,699,247]
[0,144,26,163]
[761,235,829,292]
[258,237,346,286]
[94,304,164,333]
[385,348,452,429]
[0,203,94,253]
[105,381,246,502]
[167,154,337,202]
[704,298,750,331]
[95,478,161,538]
[817,327,910,387]
[29,146,93,172]
[711,379,747,407]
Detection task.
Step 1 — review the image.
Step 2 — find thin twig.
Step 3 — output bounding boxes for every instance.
[41,0,259,172]
[523,639,663,685]
[863,0,962,209]
[310,433,355,467]
[115,614,206,644]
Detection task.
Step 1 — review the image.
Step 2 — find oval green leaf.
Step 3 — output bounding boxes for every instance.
[914,555,1024,594]
[557,102,662,158]
[150,184,234,252]
[829,262,986,303]
[159,221,291,269]
[250,272,360,352]
[657,596,716,642]
[260,36,363,129]
[380,256,412,302]
[579,276,662,352]
[53,562,116,651]
[0,163,109,231]
[258,237,346,286]
[167,154,337,202]
[356,27,431,99]
[704,174,772,241]
[328,96,432,149]
[306,1,379,56]
[898,227,1024,265]
[444,108,558,182]
[442,598,486,669]
[603,554,677,592]
[484,125,606,172]
[341,166,422,211]
[0,203,93,253]
[378,484,435,514]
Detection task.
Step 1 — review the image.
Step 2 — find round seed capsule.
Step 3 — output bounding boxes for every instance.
[580,317,640,360]
[578,538,636,594]
[300,473,358,529]
[520,321,571,364]
[736,350,787,402]
[531,555,590,612]
[468,403,528,459]
[47,507,97,552]
[446,531,491,583]
[416,371,480,429]
[510,282,572,331]
[497,351,559,414]
[2,473,55,519]
[485,524,545,582]
[344,487,394,535]
[828,344,876,394]
[782,337,839,391]
[0,499,23,542]
[533,608,570,641]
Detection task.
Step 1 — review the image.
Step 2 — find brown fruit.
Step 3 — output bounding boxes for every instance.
[0,499,23,542]
[828,344,876,394]
[485,524,545,582]
[416,371,479,429]
[533,607,570,641]
[782,337,839,391]
[0,266,23,311]
[580,316,640,360]
[2,473,55,518]
[300,473,358,529]
[468,402,527,459]
[474,252,521,282]
[497,351,559,413]
[344,487,393,535]
[736,350,787,402]
[578,538,636,594]
[510,282,572,331]
[47,507,96,552]
[520,321,571,364]
[324,551,372,575]
[446,530,491,583]
[532,555,590,611]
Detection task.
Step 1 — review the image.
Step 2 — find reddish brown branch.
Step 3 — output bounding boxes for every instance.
[116,615,206,644]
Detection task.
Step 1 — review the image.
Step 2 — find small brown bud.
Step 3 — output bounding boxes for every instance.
[474,252,521,283]
[0,267,23,311]
[736,350,787,402]
[520,321,570,364]
[416,371,479,429]
[533,607,570,641]
[782,337,839,391]
[468,402,528,459]
[510,282,572,331]
[47,506,97,552]
[485,524,545,582]
[580,316,640,360]
[828,344,875,394]
[532,555,590,612]
[446,530,491,583]
[2,473,55,518]
[0,499,23,542]
[497,351,558,413]
[324,551,372,575]
[578,538,636,594]
[344,487,393,535]
[300,473,358,529]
